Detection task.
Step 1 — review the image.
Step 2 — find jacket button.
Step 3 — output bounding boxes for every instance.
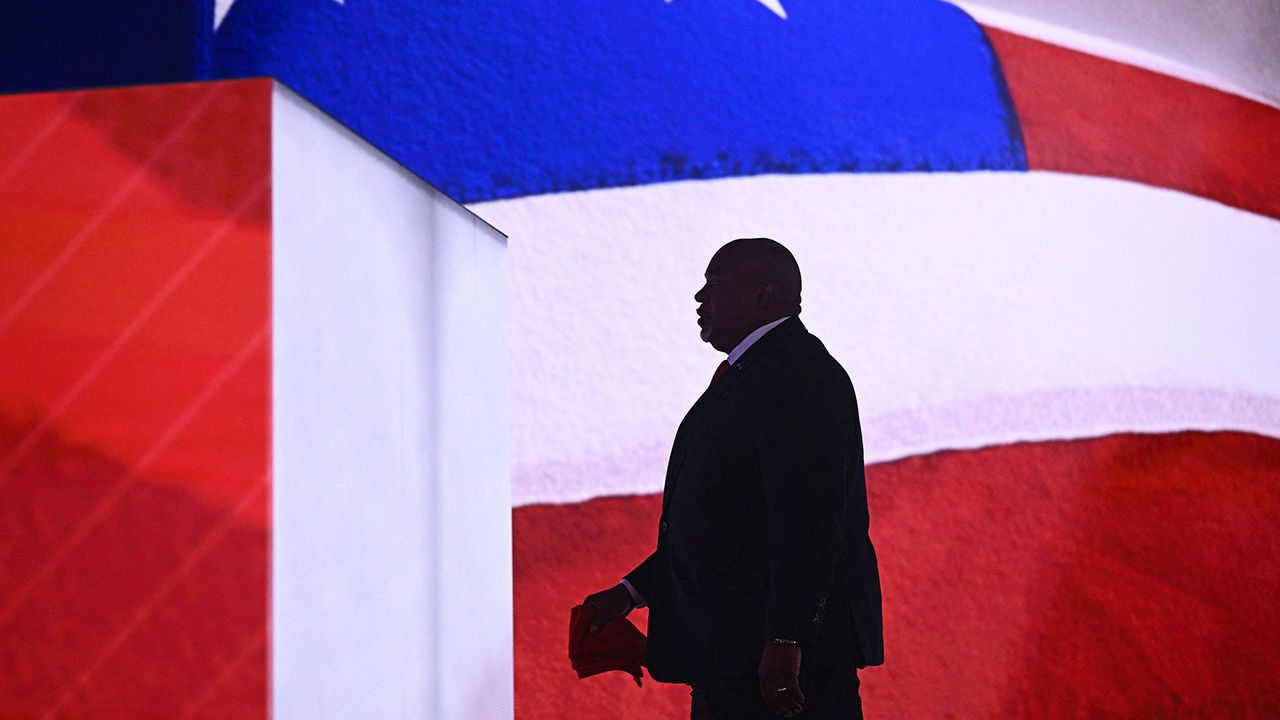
[660,520,669,533]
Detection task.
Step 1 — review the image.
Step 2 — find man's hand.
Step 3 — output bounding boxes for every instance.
[759,641,804,717]
[582,584,634,634]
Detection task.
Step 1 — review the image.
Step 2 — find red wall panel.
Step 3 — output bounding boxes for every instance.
[0,79,271,719]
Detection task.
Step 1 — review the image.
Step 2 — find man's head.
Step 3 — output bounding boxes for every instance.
[694,237,802,353]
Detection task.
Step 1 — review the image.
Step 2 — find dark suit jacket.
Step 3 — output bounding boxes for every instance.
[625,317,883,684]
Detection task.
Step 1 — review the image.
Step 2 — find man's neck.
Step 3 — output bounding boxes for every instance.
[726,316,790,365]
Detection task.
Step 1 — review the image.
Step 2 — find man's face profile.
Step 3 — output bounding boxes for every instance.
[694,246,761,354]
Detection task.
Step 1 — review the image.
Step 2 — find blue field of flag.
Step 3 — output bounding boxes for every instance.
[209,0,1027,203]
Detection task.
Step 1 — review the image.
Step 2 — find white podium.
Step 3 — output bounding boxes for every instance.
[0,79,511,720]
[271,84,512,720]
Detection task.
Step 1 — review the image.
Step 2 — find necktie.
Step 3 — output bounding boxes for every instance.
[709,360,731,388]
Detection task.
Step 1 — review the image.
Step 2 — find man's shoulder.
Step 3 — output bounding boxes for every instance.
[757,323,845,371]
[743,328,859,432]
[748,325,853,395]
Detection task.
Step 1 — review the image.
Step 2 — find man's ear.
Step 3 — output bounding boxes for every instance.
[756,281,778,307]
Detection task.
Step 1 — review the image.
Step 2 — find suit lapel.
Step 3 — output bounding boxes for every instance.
[660,318,807,513]
[662,365,742,512]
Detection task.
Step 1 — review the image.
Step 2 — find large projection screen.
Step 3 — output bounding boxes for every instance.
[2,0,1277,716]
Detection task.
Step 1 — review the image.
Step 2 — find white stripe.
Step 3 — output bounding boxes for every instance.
[508,386,1280,507]
[951,1,1280,108]
[471,172,1280,506]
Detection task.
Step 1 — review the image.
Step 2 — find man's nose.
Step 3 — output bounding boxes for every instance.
[694,285,706,302]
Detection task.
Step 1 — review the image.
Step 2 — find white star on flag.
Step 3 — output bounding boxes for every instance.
[215,0,346,30]
[755,0,787,19]
[664,0,787,20]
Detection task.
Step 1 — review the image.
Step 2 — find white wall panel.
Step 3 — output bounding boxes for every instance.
[272,83,510,720]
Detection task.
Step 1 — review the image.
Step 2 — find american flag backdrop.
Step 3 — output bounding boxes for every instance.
[1,0,1277,717]
[484,15,1280,716]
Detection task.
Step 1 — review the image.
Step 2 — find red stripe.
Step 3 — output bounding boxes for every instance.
[986,27,1280,220]
[514,431,1280,718]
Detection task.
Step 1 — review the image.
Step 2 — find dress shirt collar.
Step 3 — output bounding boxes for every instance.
[726,316,790,366]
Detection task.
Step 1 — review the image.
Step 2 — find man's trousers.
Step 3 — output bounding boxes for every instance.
[689,665,861,720]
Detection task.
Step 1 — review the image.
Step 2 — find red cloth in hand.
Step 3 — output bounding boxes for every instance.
[568,603,647,687]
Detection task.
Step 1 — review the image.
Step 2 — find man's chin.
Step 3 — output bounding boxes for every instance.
[699,327,711,343]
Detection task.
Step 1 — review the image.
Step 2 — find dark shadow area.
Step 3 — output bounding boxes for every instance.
[0,1,203,96]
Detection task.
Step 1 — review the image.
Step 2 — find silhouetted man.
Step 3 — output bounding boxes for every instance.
[585,238,883,718]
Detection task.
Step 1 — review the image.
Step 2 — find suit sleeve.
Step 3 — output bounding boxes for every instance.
[755,362,856,645]
[624,551,659,603]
